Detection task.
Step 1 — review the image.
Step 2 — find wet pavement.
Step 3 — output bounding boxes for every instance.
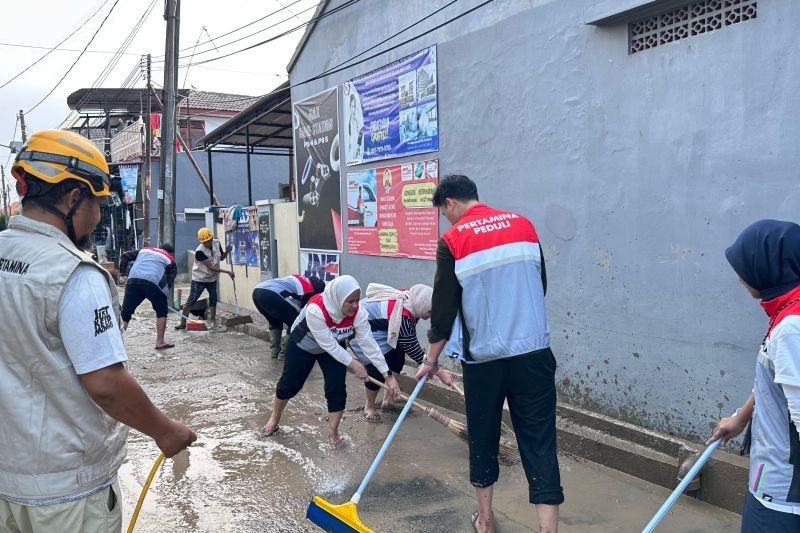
[118,303,740,532]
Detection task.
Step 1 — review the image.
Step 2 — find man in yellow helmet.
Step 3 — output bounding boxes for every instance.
[0,130,196,532]
[175,226,233,329]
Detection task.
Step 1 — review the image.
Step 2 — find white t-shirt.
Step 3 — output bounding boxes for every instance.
[58,265,127,374]
[304,304,389,374]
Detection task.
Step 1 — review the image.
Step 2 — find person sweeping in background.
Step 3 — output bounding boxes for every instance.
[119,244,178,350]
[350,283,453,422]
[176,227,233,330]
[261,275,401,448]
[707,219,800,532]
[252,274,326,358]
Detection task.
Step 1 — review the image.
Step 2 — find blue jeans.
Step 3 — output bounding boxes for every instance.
[186,280,218,307]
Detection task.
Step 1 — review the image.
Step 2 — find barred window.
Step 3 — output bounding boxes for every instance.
[629,0,757,54]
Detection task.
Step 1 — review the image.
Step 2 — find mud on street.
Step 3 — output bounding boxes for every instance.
[118,304,740,532]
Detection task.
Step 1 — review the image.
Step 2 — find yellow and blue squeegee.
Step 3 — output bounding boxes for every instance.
[306,375,429,532]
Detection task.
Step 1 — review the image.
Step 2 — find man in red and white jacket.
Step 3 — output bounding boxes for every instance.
[119,244,177,350]
[417,175,563,533]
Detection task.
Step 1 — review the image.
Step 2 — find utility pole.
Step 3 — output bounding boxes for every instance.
[18,110,27,143]
[1,165,8,218]
[157,0,180,248]
[143,54,152,246]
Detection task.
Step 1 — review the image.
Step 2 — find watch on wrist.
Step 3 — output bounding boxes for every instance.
[385,370,392,377]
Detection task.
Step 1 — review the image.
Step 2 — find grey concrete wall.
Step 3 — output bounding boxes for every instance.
[289,0,799,441]
[147,150,289,271]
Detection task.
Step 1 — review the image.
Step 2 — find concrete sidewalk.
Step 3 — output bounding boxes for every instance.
[117,303,740,531]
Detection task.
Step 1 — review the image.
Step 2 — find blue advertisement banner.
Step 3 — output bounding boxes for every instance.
[344,46,438,166]
[300,252,339,282]
[224,207,260,268]
[226,223,260,267]
[118,164,139,204]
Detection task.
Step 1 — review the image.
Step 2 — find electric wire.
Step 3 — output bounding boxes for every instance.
[324,0,459,80]
[273,0,306,24]
[205,0,494,148]
[147,0,323,66]
[66,0,156,126]
[0,41,146,56]
[196,0,469,107]
[25,0,124,114]
[62,0,158,129]
[4,116,19,168]
[182,27,212,90]
[149,0,309,60]
[202,26,221,54]
[75,0,158,111]
[303,0,493,85]
[0,0,113,90]
[186,0,361,67]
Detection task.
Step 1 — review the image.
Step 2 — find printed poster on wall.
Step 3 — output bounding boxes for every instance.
[258,213,272,275]
[300,252,340,282]
[293,87,343,252]
[347,159,439,260]
[344,46,438,166]
[225,207,260,267]
[118,164,139,204]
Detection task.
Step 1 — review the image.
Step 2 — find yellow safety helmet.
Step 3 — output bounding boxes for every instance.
[12,129,111,198]
[197,227,213,243]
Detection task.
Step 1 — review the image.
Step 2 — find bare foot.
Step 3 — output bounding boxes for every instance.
[329,434,346,449]
[471,511,496,533]
[261,423,280,437]
[380,399,396,411]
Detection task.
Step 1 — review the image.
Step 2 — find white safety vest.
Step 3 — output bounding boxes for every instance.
[0,216,128,503]
[192,240,222,283]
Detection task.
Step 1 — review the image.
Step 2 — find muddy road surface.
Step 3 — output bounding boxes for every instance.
[118,307,739,532]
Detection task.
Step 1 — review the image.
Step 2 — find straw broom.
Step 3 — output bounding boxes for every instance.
[367,377,519,465]
[405,360,516,439]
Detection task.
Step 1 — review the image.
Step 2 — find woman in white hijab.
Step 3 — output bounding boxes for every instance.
[350,283,453,422]
[261,275,401,448]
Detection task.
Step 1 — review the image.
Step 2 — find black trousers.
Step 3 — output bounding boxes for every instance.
[364,349,406,391]
[252,288,299,330]
[742,492,800,532]
[121,279,168,321]
[463,348,564,505]
[275,341,347,412]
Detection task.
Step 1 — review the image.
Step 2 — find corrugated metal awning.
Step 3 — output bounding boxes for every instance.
[197,82,292,152]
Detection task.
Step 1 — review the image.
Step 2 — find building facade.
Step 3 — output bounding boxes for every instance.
[287,0,794,442]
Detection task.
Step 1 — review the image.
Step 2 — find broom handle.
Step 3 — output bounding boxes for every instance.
[167,306,193,321]
[641,439,721,532]
[366,376,425,409]
[351,375,428,505]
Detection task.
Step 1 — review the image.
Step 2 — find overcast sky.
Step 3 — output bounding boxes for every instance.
[0,0,318,202]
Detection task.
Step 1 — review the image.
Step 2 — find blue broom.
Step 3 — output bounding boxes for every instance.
[307,375,429,532]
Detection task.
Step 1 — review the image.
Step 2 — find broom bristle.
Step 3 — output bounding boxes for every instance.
[417,401,519,464]
[307,497,371,532]
[452,383,516,439]
[186,320,207,331]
